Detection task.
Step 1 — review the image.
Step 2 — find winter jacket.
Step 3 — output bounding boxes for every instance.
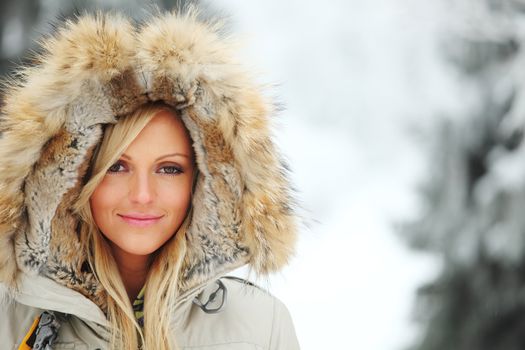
[0,9,299,349]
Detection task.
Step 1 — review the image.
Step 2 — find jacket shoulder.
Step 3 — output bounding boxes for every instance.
[0,295,44,349]
[177,277,300,349]
[221,277,300,350]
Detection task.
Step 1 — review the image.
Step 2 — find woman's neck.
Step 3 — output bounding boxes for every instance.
[109,244,151,301]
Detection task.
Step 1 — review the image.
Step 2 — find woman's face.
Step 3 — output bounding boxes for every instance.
[90,110,194,259]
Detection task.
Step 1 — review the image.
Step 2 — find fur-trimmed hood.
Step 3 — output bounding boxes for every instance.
[0,10,297,311]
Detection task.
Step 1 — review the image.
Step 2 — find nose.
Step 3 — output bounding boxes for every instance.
[129,172,155,204]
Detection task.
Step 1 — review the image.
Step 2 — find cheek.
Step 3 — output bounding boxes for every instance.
[90,180,121,221]
[161,179,193,214]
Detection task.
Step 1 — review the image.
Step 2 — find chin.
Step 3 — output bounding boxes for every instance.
[111,238,164,256]
[124,244,162,256]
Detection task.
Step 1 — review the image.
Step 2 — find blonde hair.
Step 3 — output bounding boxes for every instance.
[73,103,193,349]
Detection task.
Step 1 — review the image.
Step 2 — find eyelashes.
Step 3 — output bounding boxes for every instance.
[107,162,125,173]
[157,165,183,175]
[107,160,183,176]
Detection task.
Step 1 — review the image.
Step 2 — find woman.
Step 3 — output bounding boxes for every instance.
[0,9,299,350]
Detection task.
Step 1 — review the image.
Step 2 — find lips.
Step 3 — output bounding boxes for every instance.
[118,213,163,220]
[118,213,164,227]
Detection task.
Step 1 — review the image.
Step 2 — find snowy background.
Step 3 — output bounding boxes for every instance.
[0,0,482,348]
[213,1,463,349]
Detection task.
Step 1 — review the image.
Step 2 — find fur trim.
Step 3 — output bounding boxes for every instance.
[0,10,297,310]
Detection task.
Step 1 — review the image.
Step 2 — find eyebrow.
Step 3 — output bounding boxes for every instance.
[121,153,190,162]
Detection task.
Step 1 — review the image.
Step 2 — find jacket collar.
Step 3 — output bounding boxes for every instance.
[14,273,108,327]
[12,271,219,329]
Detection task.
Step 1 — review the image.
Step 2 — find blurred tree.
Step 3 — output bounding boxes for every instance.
[403,1,525,350]
[0,0,40,77]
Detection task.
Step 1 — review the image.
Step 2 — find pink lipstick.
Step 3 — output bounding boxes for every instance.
[118,214,163,227]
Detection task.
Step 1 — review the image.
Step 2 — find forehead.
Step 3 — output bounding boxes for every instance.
[125,110,193,157]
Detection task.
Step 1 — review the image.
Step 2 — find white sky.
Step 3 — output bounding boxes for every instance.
[212,1,463,349]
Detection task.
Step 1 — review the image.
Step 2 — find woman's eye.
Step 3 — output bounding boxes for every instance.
[107,162,125,173]
[159,165,182,175]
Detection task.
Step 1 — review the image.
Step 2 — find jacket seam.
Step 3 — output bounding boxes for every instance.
[16,293,106,325]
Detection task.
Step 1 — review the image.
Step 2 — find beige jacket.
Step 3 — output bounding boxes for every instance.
[0,8,299,350]
[1,274,299,349]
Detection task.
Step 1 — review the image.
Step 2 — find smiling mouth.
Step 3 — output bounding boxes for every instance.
[118,214,164,227]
